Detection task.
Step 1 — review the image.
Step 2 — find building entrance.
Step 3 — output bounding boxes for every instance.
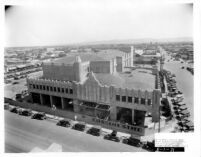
[117,107,132,125]
[31,92,41,104]
[52,96,62,109]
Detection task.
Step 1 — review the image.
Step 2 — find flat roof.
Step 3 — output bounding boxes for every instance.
[50,50,125,65]
[95,68,155,91]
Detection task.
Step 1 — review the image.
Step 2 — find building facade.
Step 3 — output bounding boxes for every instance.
[27,46,161,136]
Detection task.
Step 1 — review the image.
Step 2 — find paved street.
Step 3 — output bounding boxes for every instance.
[164,54,194,121]
[5,110,145,152]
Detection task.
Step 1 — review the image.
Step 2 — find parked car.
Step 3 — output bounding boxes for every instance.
[10,107,19,114]
[72,122,86,131]
[18,109,32,116]
[31,112,46,120]
[104,130,120,142]
[142,140,156,152]
[12,82,19,85]
[87,126,102,136]
[56,119,71,127]
[122,137,142,147]
[4,103,9,110]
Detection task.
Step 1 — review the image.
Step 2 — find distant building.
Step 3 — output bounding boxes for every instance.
[133,49,161,65]
[27,46,161,136]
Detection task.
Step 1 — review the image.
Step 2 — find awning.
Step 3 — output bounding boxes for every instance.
[96,104,110,110]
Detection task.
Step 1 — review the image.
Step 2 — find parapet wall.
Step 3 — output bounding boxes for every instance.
[42,63,75,81]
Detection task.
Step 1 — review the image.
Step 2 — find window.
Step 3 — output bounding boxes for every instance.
[36,85,39,89]
[33,84,35,89]
[66,88,68,93]
[54,87,57,92]
[122,96,126,102]
[50,87,53,91]
[148,99,152,105]
[141,98,145,105]
[134,97,139,104]
[128,96,132,103]
[43,86,45,90]
[116,95,120,101]
[47,86,49,91]
[70,88,73,94]
[58,87,60,92]
[40,85,42,90]
[62,88,64,93]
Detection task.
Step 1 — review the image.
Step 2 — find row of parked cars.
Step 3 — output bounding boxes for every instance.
[56,119,156,151]
[7,105,156,151]
[9,106,47,120]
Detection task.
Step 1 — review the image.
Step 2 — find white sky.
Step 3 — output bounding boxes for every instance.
[5,1,193,47]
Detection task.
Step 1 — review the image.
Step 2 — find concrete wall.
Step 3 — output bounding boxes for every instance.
[116,57,123,72]
[90,61,111,74]
[76,72,110,104]
[42,63,75,81]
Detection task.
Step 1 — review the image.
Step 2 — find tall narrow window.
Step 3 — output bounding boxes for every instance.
[70,88,73,94]
[122,96,126,102]
[141,98,145,105]
[58,87,60,92]
[148,99,152,105]
[134,97,139,104]
[116,95,120,101]
[128,96,132,103]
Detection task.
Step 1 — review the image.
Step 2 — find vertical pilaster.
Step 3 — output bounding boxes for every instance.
[30,92,33,103]
[132,109,135,124]
[50,95,53,107]
[40,94,43,105]
[61,97,64,109]
[110,106,117,121]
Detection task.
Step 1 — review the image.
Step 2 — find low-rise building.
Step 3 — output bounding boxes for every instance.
[26,46,161,136]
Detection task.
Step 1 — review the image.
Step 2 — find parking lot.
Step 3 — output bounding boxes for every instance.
[5,106,147,152]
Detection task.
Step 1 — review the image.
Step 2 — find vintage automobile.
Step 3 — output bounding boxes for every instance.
[10,107,19,114]
[18,109,32,116]
[142,140,156,152]
[56,119,71,128]
[87,126,102,136]
[31,112,46,120]
[122,137,142,147]
[103,130,120,142]
[72,122,86,132]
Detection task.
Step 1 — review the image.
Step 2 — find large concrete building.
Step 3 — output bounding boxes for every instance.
[27,46,161,136]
